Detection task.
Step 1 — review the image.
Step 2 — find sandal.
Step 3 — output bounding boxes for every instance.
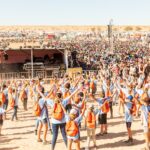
[103,132,108,134]
[97,133,103,136]
[37,139,43,142]
[43,141,49,145]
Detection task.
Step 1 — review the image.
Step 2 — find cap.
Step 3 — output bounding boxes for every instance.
[127,95,133,101]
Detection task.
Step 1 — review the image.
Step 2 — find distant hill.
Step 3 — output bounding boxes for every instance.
[0,25,150,32]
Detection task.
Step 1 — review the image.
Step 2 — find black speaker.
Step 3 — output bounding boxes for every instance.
[53,53,62,60]
[71,50,77,60]
[108,25,112,38]
[4,54,8,60]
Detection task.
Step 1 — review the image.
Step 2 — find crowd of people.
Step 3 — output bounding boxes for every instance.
[0,56,149,150]
[0,29,150,70]
[0,29,150,150]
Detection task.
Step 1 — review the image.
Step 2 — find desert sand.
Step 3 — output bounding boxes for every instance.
[0,25,150,32]
[0,99,145,150]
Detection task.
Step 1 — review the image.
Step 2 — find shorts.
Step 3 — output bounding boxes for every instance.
[87,128,96,137]
[126,122,132,128]
[0,120,3,126]
[98,114,107,124]
[109,101,113,107]
[67,133,80,141]
[39,118,48,124]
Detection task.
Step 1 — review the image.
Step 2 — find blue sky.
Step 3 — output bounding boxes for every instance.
[0,0,150,25]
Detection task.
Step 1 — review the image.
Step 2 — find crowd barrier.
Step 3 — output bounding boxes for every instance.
[0,70,98,80]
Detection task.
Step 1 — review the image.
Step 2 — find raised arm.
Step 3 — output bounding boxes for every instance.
[67,86,80,100]
[72,76,82,89]
[46,84,57,98]
[80,102,86,117]
[59,99,67,114]
[89,94,97,101]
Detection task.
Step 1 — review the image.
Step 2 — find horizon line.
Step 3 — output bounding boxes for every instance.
[0,24,150,27]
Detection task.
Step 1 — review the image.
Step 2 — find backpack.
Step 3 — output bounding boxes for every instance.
[90,81,95,90]
[0,92,6,104]
[105,88,112,97]
[130,101,137,116]
[119,90,125,100]
[9,97,15,108]
[52,103,64,120]
[66,120,79,136]
[148,112,150,129]
[20,90,27,100]
[34,102,42,117]
[141,91,149,102]
[101,101,110,113]
[86,112,96,128]
[74,97,80,104]
[87,112,92,123]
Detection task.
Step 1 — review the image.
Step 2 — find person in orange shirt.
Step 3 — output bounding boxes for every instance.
[65,105,86,150]
[102,77,115,118]
[85,104,98,150]
[91,94,111,136]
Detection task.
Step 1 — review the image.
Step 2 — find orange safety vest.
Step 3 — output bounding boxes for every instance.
[119,90,125,102]
[86,112,96,128]
[52,103,64,120]
[66,120,79,136]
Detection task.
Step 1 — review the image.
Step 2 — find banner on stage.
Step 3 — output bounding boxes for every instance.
[67,68,82,78]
